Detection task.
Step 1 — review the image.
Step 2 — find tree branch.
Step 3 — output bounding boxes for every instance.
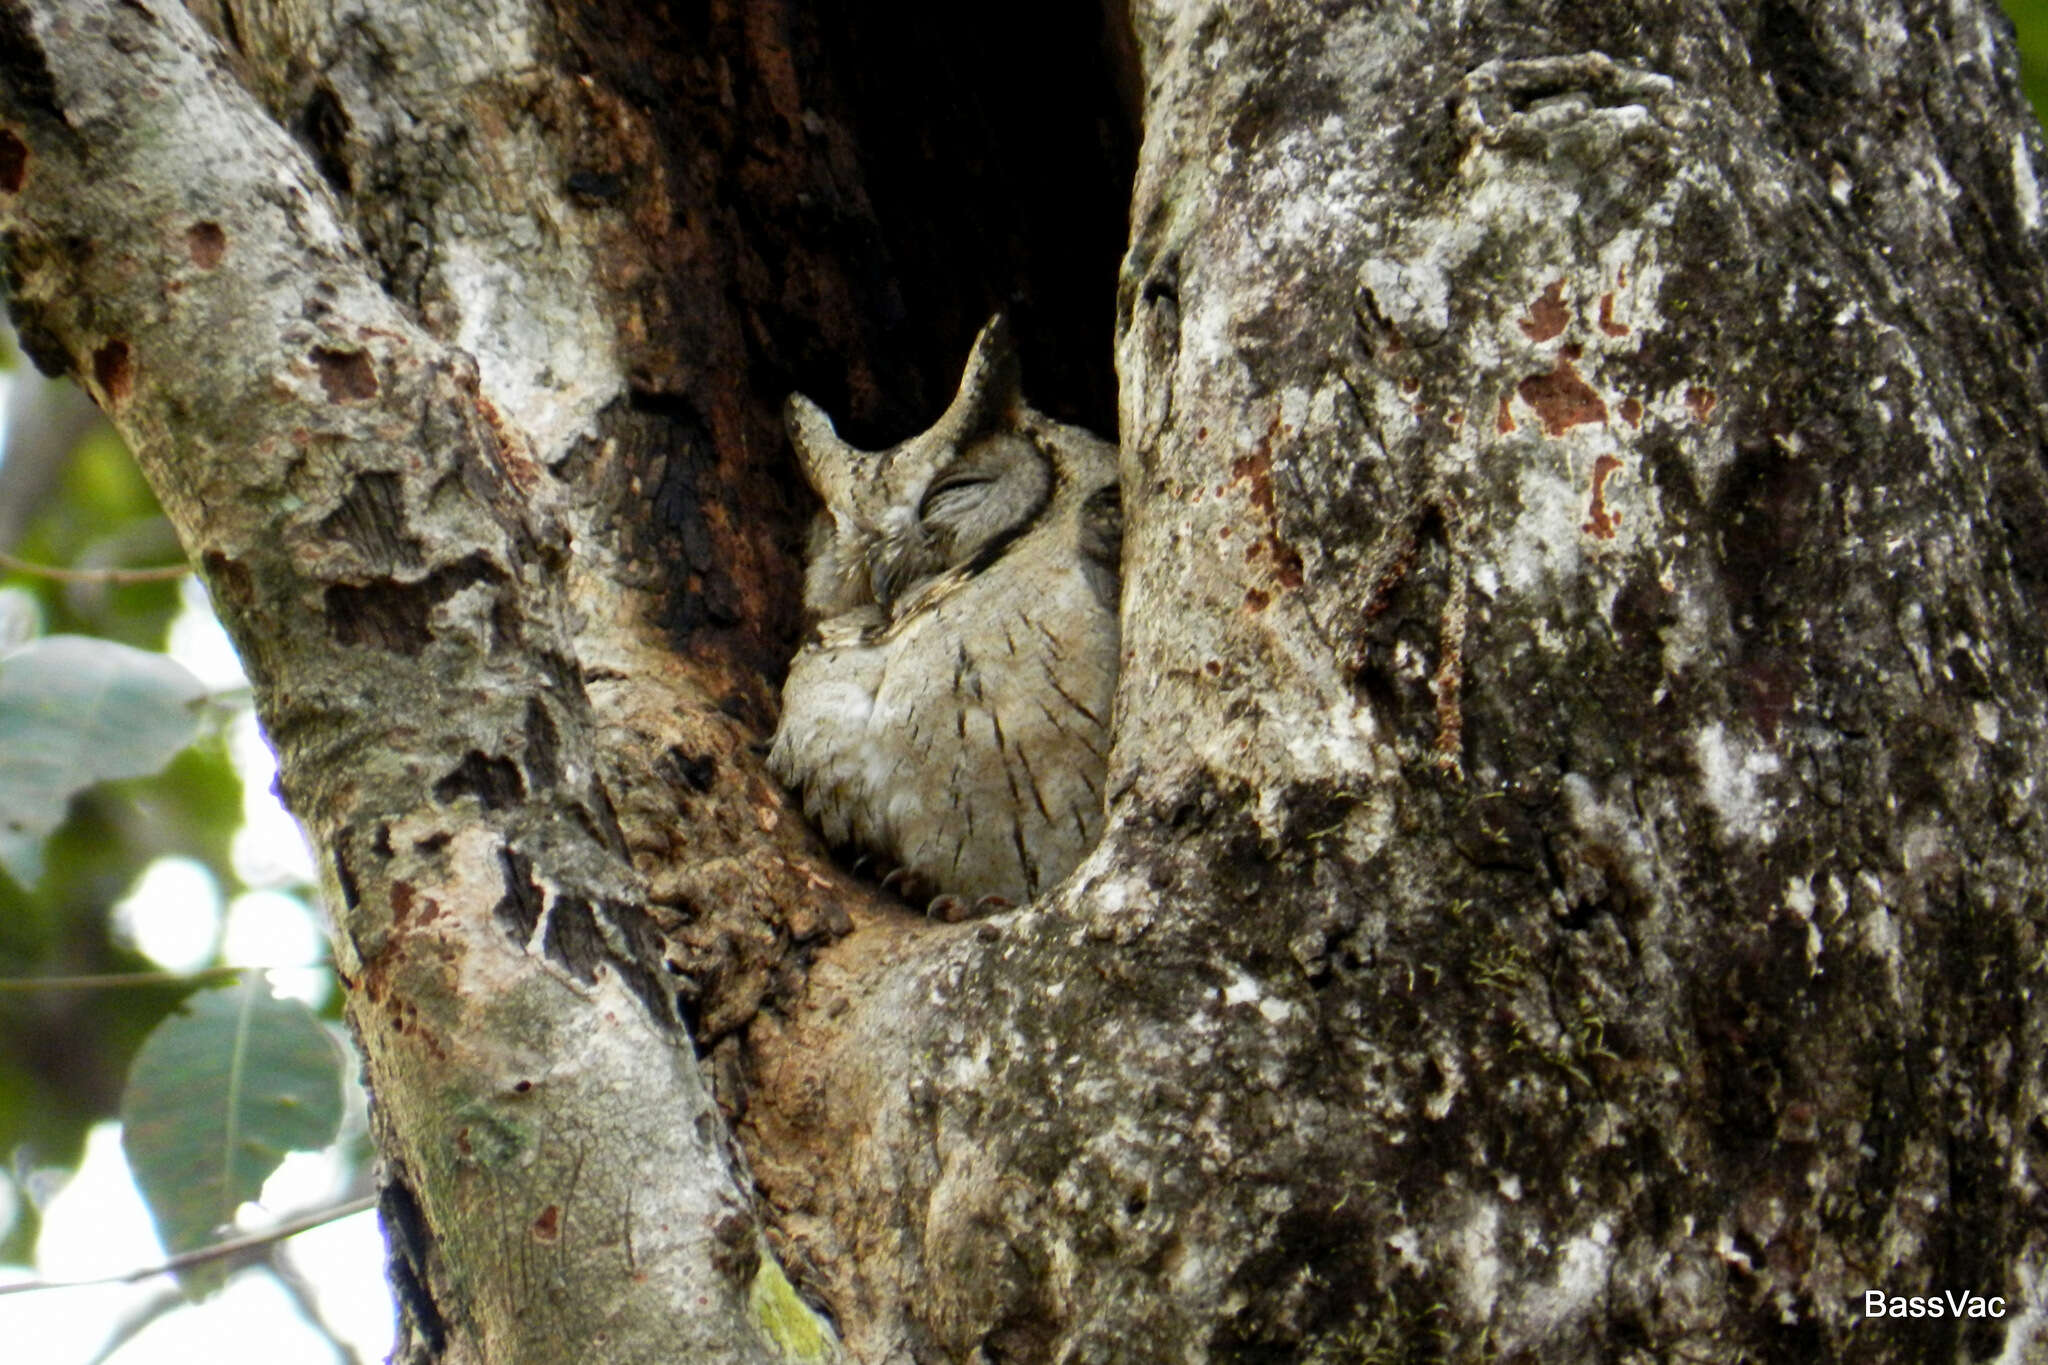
[0,1195,379,1297]
[0,550,189,585]
[0,1,804,1358]
[0,966,251,992]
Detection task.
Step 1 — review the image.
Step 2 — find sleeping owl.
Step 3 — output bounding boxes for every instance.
[768,317,1121,911]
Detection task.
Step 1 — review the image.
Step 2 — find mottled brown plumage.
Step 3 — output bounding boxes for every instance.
[769,318,1120,908]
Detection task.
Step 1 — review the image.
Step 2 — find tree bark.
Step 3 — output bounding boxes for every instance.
[1,1,826,1359]
[6,0,2048,1362]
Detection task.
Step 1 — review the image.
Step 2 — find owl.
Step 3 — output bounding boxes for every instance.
[768,317,1121,912]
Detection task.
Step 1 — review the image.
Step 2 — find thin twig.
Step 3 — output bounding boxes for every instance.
[0,1196,380,1296]
[0,966,254,993]
[265,1240,375,1365]
[0,550,189,585]
[81,1282,184,1365]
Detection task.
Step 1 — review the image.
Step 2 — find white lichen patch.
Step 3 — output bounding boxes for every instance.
[1451,1199,1504,1318]
[1974,699,2003,743]
[1497,1218,1615,1346]
[1386,1224,1427,1271]
[1221,967,1262,1009]
[944,1037,993,1093]
[1219,968,1299,1041]
[1171,269,1239,384]
[1497,454,1609,595]
[1357,251,1456,340]
[1900,821,1950,878]
[1274,695,1393,785]
[442,237,621,463]
[1658,571,1719,677]
[1551,1221,1615,1313]
[1992,1257,2044,1365]
[1859,903,1907,1006]
[1561,771,1661,910]
[1784,875,1823,965]
[1423,1049,1465,1120]
[1256,128,1374,252]
[1692,721,1783,844]
[2013,135,2043,233]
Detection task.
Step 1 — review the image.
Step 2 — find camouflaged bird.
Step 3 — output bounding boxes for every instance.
[768,317,1121,913]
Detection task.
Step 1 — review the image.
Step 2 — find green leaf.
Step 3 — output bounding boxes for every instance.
[0,635,205,884]
[119,978,346,1297]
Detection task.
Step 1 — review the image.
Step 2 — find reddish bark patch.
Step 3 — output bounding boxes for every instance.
[474,391,545,497]
[1231,441,1306,589]
[1231,450,1277,516]
[1242,540,1304,587]
[1434,649,1463,769]
[1366,530,1421,621]
[1519,280,1570,341]
[1582,453,1625,539]
[185,221,226,269]
[1517,355,1607,435]
[1686,386,1718,420]
[1598,293,1629,336]
[92,340,132,404]
[312,345,379,401]
[390,882,441,927]
[1245,588,1270,611]
[1496,394,1517,434]
[0,130,26,194]
[532,1206,562,1241]
[1400,375,1421,396]
[1621,397,1644,427]
[1271,544,1305,589]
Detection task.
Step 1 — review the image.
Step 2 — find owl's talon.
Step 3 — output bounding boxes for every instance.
[972,895,1014,914]
[881,866,938,904]
[927,894,970,923]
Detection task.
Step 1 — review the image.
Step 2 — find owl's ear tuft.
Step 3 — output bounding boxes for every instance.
[933,314,1023,446]
[785,392,863,512]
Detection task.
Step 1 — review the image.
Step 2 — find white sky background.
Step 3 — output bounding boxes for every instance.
[0,578,397,1363]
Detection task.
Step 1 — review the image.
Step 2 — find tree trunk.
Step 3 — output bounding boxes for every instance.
[6,0,2048,1361]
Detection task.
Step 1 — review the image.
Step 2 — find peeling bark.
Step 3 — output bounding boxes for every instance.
[7,0,2048,1362]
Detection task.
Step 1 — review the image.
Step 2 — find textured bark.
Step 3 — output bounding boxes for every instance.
[0,1,811,1360]
[6,0,2048,1362]
[754,2,2048,1362]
